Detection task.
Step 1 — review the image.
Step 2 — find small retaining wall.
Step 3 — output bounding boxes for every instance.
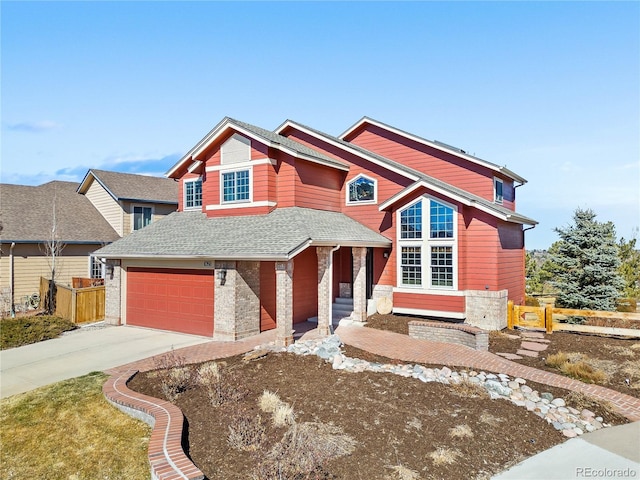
[103,369,204,480]
[408,321,488,351]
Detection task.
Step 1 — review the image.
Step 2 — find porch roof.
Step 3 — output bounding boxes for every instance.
[94,207,391,261]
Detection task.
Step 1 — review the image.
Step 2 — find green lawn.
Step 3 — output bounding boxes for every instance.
[0,315,77,350]
[0,372,151,480]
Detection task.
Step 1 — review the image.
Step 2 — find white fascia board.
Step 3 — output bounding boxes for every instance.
[339,117,527,184]
[309,239,392,248]
[205,200,277,211]
[379,181,473,212]
[205,158,275,172]
[166,119,273,178]
[338,116,370,139]
[187,160,203,173]
[286,239,313,260]
[97,253,292,261]
[379,180,536,225]
[76,170,95,194]
[276,121,419,182]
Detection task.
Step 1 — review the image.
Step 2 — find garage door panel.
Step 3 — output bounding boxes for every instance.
[127,267,214,336]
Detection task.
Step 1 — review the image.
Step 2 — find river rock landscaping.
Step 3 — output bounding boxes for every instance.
[129,334,627,480]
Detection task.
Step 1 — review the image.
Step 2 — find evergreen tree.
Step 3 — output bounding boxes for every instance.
[618,231,640,299]
[550,208,624,310]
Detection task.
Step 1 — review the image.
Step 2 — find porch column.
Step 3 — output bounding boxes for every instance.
[352,247,367,323]
[275,260,294,347]
[104,260,121,326]
[316,246,333,336]
[214,261,260,341]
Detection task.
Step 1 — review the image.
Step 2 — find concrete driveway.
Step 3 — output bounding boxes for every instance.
[0,324,211,399]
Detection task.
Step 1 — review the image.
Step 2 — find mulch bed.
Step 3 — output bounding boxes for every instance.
[130,351,569,480]
[126,313,637,479]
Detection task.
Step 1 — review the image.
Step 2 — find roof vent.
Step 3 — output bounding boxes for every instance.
[434,140,466,154]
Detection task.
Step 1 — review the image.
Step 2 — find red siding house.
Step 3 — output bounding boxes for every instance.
[95,117,536,344]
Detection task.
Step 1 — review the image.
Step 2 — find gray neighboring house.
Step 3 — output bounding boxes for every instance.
[0,170,178,315]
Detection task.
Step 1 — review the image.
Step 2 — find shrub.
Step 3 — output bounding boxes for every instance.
[153,349,194,401]
[0,315,76,350]
[272,403,296,428]
[545,351,607,384]
[525,296,540,307]
[429,447,461,466]
[197,361,247,407]
[258,390,282,414]
[255,422,357,479]
[449,378,489,399]
[228,408,266,451]
[616,298,637,313]
[448,424,474,438]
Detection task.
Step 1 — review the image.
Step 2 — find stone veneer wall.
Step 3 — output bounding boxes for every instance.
[104,262,121,325]
[368,284,393,315]
[213,260,260,340]
[465,289,508,330]
[408,321,488,351]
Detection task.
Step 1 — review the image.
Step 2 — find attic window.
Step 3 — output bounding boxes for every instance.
[346,175,376,204]
[494,178,504,204]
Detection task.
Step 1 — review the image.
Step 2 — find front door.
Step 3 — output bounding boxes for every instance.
[366,247,374,299]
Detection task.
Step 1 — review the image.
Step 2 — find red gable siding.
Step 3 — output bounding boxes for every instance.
[345,124,509,206]
[497,223,526,303]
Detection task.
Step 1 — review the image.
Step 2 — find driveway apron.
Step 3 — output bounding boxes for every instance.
[0,324,210,398]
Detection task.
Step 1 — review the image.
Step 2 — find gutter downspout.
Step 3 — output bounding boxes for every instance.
[327,245,341,334]
[10,242,15,317]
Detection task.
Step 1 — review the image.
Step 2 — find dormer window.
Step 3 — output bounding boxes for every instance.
[222,169,251,203]
[346,175,376,204]
[185,178,202,209]
[133,206,152,230]
[494,178,504,204]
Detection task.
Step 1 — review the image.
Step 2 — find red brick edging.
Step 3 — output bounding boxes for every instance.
[102,370,204,480]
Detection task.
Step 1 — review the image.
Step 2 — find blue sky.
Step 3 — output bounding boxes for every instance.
[2,1,638,250]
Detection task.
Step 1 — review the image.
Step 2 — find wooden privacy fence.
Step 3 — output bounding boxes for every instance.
[40,277,105,324]
[507,300,640,337]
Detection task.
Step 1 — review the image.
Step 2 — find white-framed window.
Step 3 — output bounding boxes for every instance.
[397,196,457,289]
[90,256,104,279]
[133,206,153,231]
[221,168,251,203]
[494,177,504,204]
[184,178,203,209]
[346,174,377,204]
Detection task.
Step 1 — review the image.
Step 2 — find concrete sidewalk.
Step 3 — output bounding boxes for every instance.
[492,421,640,479]
[0,323,210,398]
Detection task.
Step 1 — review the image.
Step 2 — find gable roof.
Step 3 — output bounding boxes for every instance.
[77,169,178,204]
[276,120,536,225]
[94,207,391,261]
[165,117,349,178]
[339,116,527,184]
[0,181,121,244]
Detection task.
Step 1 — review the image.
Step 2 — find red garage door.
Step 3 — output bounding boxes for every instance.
[127,267,214,336]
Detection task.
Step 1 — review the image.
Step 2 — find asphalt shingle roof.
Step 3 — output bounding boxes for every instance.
[85,169,178,204]
[95,207,391,260]
[1,181,121,243]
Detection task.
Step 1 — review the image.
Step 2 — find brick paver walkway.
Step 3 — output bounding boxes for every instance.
[103,323,640,480]
[335,325,640,422]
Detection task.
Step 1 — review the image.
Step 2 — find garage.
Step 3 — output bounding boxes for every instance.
[127,267,214,336]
